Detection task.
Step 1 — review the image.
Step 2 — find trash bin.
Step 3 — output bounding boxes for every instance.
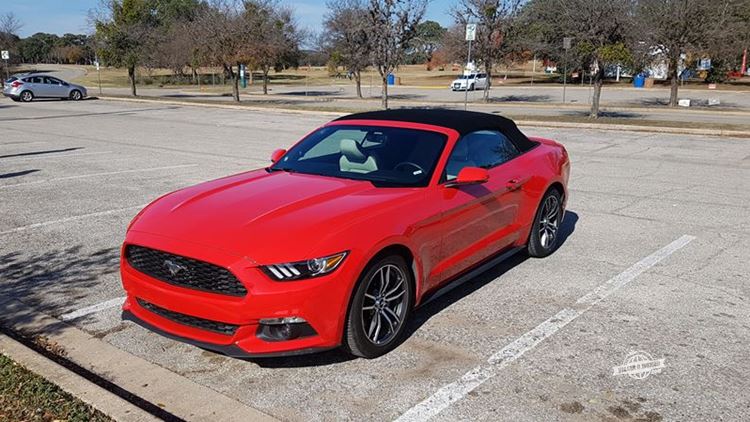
[395,76,401,85]
[387,74,395,85]
[644,77,655,88]
[633,74,645,88]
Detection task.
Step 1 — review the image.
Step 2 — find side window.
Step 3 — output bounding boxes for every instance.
[45,77,61,85]
[444,130,519,181]
[32,76,44,84]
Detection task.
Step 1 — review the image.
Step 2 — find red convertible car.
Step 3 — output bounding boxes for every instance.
[121,109,570,358]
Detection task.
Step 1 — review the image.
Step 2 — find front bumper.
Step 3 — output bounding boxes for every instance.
[120,231,358,357]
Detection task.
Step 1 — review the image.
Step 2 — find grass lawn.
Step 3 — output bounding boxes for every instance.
[0,353,111,422]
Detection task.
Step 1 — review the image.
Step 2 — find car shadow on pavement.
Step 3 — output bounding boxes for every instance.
[0,147,82,159]
[0,169,40,179]
[252,210,579,368]
[490,95,551,103]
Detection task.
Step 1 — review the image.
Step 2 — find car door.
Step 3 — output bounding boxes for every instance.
[45,76,67,97]
[477,73,487,89]
[22,76,43,96]
[429,130,527,286]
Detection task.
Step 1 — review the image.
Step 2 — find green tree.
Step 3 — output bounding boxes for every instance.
[410,20,447,65]
[95,0,162,96]
[18,33,59,63]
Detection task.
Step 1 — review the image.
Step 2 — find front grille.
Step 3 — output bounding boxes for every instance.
[137,298,238,336]
[126,245,247,297]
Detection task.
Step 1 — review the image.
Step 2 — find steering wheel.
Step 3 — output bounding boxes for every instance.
[394,161,425,175]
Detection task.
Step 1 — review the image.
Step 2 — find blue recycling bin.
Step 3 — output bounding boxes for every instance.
[633,74,645,88]
[387,74,395,85]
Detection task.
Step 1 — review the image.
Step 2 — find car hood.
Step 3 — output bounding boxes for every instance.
[129,169,420,262]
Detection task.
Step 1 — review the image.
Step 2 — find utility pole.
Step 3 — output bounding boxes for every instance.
[562,37,573,105]
[94,56,102,96]
[464,23,477,111]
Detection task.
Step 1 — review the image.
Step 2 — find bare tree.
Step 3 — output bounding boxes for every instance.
[190,0,251,101]
[324,0,372,98]
[247,1,303,95]
[368,0,427,109]
[637,0,717,107]
[1,12,22,76]
[452,0,523,101]
[521,0,635,118]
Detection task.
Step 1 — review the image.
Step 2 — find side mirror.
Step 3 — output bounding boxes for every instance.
[446,167,489,187]
[270,148,286,163]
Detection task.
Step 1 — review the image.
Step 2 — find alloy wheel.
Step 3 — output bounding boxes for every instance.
[538,195,560,249]
[361,264,407,345]
[21,91,32,102]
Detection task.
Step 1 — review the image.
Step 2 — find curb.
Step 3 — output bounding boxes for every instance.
[0,295,278,422]
[98,95,750,138]
[0,333,159,422]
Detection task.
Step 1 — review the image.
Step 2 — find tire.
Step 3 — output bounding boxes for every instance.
[343,255,414,358]
[69,90,83,101]
[20,90,33,102]
[469,84,475,91]
[527,188,564,258]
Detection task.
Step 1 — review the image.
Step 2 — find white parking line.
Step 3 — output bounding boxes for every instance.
[0,164,198,189]
[0,204,147,236]
[60,297,126,322]
[395,234,696,422]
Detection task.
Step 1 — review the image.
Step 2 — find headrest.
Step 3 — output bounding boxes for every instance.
[340,139,367,163]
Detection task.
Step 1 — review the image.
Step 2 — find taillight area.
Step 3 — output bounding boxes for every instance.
[10,81,23,88]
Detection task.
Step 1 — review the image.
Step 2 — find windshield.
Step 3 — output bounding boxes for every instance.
[270,125,447,187]
[458,75,476,79]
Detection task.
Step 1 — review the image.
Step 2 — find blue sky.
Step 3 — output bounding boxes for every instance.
[10,0,456,37]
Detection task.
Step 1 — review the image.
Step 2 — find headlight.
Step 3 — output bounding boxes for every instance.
[261,251,348,281]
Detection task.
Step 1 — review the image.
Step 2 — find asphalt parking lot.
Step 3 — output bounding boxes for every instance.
[1,99,749,421]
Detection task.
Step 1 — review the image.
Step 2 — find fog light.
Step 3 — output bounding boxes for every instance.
[256,317,317,342]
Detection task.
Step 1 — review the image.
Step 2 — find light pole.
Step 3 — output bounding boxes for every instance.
[464,23,477,111]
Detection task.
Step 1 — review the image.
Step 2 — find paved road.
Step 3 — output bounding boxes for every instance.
[1,99,749,421]
[96,84,750,129]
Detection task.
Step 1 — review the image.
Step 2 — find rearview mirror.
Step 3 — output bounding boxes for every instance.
[270,148,286,163]
[446,167,489,187]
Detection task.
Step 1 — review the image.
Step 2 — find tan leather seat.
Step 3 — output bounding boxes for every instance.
[339,139,379,173]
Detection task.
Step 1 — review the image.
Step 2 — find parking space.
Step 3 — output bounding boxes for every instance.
[1,99,748,421]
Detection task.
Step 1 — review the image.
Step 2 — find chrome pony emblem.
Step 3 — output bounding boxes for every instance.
[163,259,187,277]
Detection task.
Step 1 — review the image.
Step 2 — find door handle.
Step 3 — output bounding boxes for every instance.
[505,177,528,191]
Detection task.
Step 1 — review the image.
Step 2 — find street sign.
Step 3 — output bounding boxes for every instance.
[563,37,573,50]
[1,50,9,60]
[465,24,477,41]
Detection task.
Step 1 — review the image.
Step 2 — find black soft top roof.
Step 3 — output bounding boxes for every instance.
[334,109,536,152]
